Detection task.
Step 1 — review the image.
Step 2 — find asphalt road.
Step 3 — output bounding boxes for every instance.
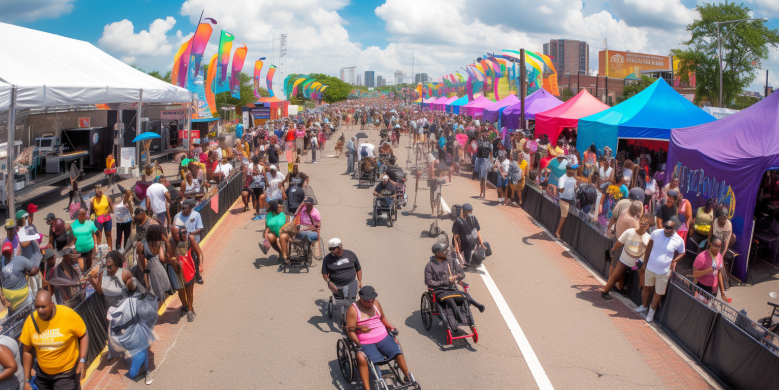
[140,124,694,390]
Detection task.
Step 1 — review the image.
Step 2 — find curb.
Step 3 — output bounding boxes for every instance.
[81,198,241,387]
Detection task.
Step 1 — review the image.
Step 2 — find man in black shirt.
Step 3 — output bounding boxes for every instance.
[288,164,310,188]
[374,175,396,197]
[267,140,279,164]
[286,183,306,213]
[452,203,486,266]
[655,190,678,229]
[322,238,361,299]
[475,134,493,199]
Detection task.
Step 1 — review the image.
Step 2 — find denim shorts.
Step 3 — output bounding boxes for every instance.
[474,157,489,180]
[496,175,508,188]
[299,230,319,241]
[360,334,402,363]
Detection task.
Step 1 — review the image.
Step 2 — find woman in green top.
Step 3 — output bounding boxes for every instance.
[71,207,98,270]
[263,200,289,262]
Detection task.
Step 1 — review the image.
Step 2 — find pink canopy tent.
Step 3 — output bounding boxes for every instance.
[422,96,438,109]
[431,96,450,111]
[462,96,494,117]
[534,89,609,146]
[437,96,459,111]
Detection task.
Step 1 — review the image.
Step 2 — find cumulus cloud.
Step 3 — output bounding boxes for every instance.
[611,0,697,30]
[98,17,177,57]
[0,0,74,23]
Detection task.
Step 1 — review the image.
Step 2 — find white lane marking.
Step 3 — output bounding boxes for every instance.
[476,263,554,389]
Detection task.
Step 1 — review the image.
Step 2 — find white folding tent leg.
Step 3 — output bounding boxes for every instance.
[6,85,17,218]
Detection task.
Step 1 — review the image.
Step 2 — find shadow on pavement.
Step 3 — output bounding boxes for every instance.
[327,358,355,389]
[521,231,554,246]
[253,256,284,271]
[404,311,475,352]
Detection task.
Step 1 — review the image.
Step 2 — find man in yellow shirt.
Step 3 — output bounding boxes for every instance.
[20,290,87,390]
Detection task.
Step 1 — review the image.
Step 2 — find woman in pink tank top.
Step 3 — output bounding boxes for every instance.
[346,286,412,389]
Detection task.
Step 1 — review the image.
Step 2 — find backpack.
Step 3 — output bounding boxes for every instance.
[576,184,598,208]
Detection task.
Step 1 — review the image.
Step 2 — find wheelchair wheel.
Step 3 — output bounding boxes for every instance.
[336,339,355,383]
[328,296,334,319]
[312,238,324,262]
[472,326,479,343]
[388,214,394,227]
[420,293,433,331]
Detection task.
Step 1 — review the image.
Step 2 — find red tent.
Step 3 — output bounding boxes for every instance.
[534,89,609,145]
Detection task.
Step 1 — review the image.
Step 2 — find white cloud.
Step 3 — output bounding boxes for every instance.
[120,56,136,64]
[754,0,779,15]
[0,0,74,23]
[612,0,697,30]
[98,17,177,57]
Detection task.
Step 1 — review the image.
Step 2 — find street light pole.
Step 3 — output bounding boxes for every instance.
[716,17,768,108]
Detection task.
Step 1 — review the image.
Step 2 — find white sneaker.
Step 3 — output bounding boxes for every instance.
[635,305,648,313]
[646,308,655,323]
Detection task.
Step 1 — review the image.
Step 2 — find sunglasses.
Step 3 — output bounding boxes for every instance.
[663,225,674,230]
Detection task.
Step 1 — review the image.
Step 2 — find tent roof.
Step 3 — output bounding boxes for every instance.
[702,105,740,119]
[0,22,191,111]
[432,96,449,103]
[501,89,563,128]
[448,96,469,106]
[576,79,715,155]
[443,96,459,104]
[534,89,609,145]
[462,96,493,108]
[423,97,437,103]
[483,95,520,122]
[670,90,779,164]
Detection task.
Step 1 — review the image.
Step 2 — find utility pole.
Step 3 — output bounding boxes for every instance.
[766,69,770,98]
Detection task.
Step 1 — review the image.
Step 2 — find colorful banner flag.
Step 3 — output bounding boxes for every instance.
[213,30,234,94]
[191,63,212,119]
[229,43,248,99]
[186,22,214,91]
[172,39,192,87]
[253,58,265,99]
[266,65,277,97]
[205,54,217,115]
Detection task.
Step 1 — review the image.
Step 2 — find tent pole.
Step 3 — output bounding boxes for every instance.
[519,49,526,130]
[136,89,143,168]
[187,92,194,152]
[6,85,17,219]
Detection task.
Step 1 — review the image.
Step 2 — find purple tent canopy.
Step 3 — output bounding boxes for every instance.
[482,95,520,122]
[502,88,564,129]
[666,91,779,281]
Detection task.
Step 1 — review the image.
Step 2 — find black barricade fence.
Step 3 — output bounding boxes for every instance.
[654,282,717,360]
[625,269,644,306]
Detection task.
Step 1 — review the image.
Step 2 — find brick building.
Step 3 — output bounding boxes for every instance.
[543,39,589,76]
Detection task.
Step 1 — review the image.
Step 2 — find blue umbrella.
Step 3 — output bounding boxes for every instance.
[132,133,161,143]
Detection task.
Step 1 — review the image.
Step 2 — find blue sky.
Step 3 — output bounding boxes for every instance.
[2,0,778,95]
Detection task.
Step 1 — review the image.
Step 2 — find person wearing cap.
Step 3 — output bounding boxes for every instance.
[25,204,41,243]
[0,237,38,314]
[373,175,395,199]
[545,149,568,197]
[322,238,361,299]
[425,242,485,329]
[286,179,306,215]
[45,214,69,252]
[452,204,485,266]
[555,164,578,239]
[21,290,88,390]
[265,165,286,203]
[296,197,321,243]
[345,286,412,389]
[2,219,33,263]
[173,199,205,284]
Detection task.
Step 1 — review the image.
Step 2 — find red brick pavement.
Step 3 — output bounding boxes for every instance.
[83,201,246,390]
[471,178,714,389]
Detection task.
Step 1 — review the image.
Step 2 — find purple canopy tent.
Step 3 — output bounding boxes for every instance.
[482,95,520,122]
[502,88,563,129]
[462,96,494,117]
[666,91,779,281]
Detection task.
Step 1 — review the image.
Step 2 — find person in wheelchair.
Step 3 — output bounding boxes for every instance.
[295,197,321,245]
[373,175,396,200]
[346,286,412,389]
[425,243,485,329]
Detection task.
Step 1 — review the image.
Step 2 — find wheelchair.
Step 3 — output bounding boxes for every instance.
[420,282,479,345]
[328,284,356,329]
[336,329,421,390]
[358,157,377,188]
[372,195,398,227]
[285,230,321,272]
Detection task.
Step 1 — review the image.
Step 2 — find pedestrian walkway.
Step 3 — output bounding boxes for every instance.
[469,178,717,390]
[83,200,246,390]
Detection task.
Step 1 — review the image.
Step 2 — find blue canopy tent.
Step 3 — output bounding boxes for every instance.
[446,96,469,114]
[576,79,716,156]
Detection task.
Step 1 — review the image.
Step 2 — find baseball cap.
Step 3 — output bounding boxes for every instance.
[3,220,14,229]
[1,242,12,256]
[667,189,679,198]
[26,204,38,214]
[45,213,57,224]
[269,165,277,170]
[304,196,315,204]
[359,286,378,300]
[328,238,342,249]
[462,203,473,211]
[15,210,28,220]
[629,187,645,201]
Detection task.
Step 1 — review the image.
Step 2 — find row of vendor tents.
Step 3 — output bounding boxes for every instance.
[419,78,779,283]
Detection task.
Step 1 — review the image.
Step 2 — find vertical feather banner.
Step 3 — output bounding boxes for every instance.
[205,54,218,114]
[212,30,234,94]
[186,21,215,90]
[229,43,248,99]
[173,38,192,88]
[253,58,265,99]
[266,65,277,97]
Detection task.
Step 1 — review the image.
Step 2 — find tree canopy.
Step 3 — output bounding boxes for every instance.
[622,76,657,100]
[672,2,779,107]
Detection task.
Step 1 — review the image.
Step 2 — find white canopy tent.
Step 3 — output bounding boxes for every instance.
[0,22,193,216]
[0,22,191,111]
[702,106,740,120]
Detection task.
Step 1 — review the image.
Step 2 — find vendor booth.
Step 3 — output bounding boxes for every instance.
[534,89,609,146]
[462,96,494,117]
[666,91,779,282]
[430,96,450,111]
[446,96,469,114]
[422,97,437,109]
[577,79,715,157]
[482,95,520,123]
[502,89,563,130]
[437,96,459,112]
[703,106,740,120]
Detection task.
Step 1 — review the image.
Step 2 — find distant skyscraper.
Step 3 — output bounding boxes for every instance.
[543,39,589,75]
[377,76,386,87]
[356,74,361,86]
[394,70,404,85]
[414,73,429,83]
[364,71,375,88]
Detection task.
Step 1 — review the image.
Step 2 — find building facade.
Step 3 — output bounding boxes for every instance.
[377,76,386,87]
[364,71,375,88]
[414,73,429,83]
[543,39,589,75]
[356,74,361,86]
[598,50,670,79]
[394,70,404,85]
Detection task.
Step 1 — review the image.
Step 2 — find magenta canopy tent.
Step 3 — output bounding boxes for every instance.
[437,96,459,111]
[430,96,449,111]
[462,96,494,117]
[422,96,437,109]
[482,95,520,122]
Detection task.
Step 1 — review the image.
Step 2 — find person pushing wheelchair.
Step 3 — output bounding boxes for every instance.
[425,242,485,331]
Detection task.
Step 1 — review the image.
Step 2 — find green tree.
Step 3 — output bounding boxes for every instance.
[733,94,760,110]
[622,76,657,99]
[560,88,575,102]
[147,70,172,83]
[672,2,779,107]
[214,72,269,119]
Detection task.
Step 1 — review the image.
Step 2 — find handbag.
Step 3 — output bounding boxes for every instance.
[178,249,196,284]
